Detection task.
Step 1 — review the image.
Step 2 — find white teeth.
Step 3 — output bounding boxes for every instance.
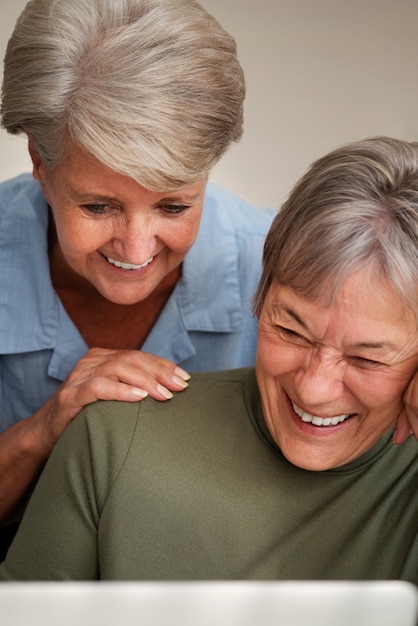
[292,402,350,427]
[107,256,154,270]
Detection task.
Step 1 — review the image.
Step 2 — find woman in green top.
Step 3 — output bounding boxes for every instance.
[0,136,417,582]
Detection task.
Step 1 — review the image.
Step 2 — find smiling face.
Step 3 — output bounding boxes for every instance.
[30,139,206,305]
[256,268,418,470]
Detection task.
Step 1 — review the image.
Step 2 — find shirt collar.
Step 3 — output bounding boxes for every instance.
[141,184,244,363]
[0,178,242,362]
[178,184,243,332]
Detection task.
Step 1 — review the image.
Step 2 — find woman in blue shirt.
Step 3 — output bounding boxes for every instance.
[0,0,273,536]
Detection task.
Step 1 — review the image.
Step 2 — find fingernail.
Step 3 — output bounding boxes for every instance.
[157,385,174,400]
[392,428,413,445]
[174,366,191,381]
[172,375,189,389]
[131,388,149,399]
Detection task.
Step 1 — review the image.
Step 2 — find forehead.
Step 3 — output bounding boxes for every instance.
[46,140,207,201]
[266,270,418,349]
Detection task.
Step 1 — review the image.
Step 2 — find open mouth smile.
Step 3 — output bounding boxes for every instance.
[106,255,154,270]
[292,402,354,427]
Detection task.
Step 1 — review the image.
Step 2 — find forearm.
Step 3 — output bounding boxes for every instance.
[0,405,53,522]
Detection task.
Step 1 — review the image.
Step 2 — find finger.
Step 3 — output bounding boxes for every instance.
[91,376,187,403]
[115,351,191,388]
[67,374,175,406]
[86,352,191,398]
[65,349,191,408]
[401,381,418,441]
[393,410,413,444]
[406,412,418,440]
[79,348,191,386]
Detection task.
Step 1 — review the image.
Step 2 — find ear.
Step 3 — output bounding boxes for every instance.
[27,135,45,182]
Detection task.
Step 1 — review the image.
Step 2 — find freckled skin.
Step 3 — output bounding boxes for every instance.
[30,138,206,306]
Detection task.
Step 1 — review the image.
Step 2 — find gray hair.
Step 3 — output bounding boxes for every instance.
[1,0,245,190]
[253,136,418,317]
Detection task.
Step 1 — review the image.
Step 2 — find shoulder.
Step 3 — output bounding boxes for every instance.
[69,399,141,448]
[139,367,256,424]
[79,369,255,433]
[179,367,254,395]
[203,182,276,236]
[55,400,142,501]
[0,173,39,204]
[52,370,259,508]
[0,174,45,223]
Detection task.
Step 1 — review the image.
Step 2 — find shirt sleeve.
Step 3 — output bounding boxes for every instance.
[0,401,138,580]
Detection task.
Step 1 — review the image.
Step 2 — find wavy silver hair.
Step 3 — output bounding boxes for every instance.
[1,0,245,190]
[254,136,418,318]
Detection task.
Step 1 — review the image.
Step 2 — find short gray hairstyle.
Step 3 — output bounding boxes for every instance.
[254,136,418,317]
[1,0,245,190]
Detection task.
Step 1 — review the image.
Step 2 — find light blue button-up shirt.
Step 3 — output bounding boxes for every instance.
[0,174,275,430]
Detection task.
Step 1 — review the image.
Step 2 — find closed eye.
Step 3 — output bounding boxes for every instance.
[277,326,310,345]
[348,356,383,369]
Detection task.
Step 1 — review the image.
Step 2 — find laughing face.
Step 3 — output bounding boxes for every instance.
[30,139,206,305]
[256,269,418,470]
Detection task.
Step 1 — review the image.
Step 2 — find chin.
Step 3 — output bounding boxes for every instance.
[98,285,152,305]
[280,446,341,472]
[108,294,147,306]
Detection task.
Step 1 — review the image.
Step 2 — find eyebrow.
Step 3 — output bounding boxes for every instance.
[352,341,397,351]
[281,305,307,329]
[68,187,202,206]
[280,305,397,351]
[154,192,202,204]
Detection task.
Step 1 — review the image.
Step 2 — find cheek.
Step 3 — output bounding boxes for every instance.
[55,215,110,255]
[345,370,410,413]
[163,216,201,253]
[256,336,300,378]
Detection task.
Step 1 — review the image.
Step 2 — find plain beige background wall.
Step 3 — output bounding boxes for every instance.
[1,0,418,208]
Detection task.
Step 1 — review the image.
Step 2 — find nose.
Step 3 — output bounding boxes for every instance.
[295,345,346,407]
[112,213,157,264]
